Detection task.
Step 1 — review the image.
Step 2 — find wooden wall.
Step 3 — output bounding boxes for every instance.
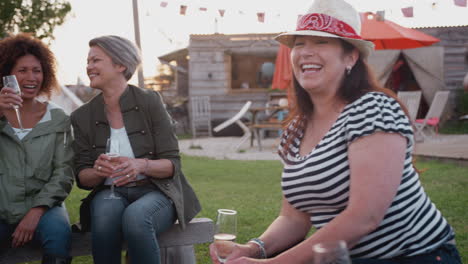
[419,26,468,90]
[188,34,281,121]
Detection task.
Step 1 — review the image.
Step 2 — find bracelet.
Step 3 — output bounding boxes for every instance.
[143,158,149,175]
[248,238,267,259]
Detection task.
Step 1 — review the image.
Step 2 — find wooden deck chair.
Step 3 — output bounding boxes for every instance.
[213,101,252,150]
[190,96,212,138]
[397,91,422,122]
[414,91,450,141]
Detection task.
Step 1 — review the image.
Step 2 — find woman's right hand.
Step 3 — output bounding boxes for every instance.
[0,87,23,115]
[93,154,117,179]
[209,242,257,263]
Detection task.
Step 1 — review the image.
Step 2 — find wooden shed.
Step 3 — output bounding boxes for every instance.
[418,26,468,90]
[159,33,286,129]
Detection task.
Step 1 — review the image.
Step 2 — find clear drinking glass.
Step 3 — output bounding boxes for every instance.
[2,75,25,132]
[312,240,351,264]
[104,137,121,200]
[213,209,237,263]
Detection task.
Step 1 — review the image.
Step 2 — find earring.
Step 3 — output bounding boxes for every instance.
[346,66,352,75]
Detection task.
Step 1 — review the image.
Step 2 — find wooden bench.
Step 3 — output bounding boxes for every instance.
[0,218,214,264]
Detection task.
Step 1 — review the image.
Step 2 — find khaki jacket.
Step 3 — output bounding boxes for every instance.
[0,103,74,224]
[70,85,201,229]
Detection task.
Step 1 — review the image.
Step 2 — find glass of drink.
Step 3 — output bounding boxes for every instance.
[213,209,237,263]
[104,137,121,200]
[2,75,25,132]
[312,240,351,264]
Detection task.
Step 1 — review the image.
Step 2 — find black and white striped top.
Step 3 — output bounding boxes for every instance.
[280,92,454,259]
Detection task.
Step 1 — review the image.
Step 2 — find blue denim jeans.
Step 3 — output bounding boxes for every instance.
[0,204,71,257]
[90,185,176,264]
[352,243,462,264]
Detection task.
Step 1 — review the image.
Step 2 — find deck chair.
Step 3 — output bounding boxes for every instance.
[213,101,252,150]
[190,96,212,138]
[397,91,422,122]
[414,91,450,141]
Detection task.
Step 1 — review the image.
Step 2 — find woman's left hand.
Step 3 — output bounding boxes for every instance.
[11,207,46,248]
[110,157,146,186]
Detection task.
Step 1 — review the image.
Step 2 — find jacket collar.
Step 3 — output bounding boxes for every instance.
[93,85,139,125]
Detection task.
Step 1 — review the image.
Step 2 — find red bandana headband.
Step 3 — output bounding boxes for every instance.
[296,13,362,40]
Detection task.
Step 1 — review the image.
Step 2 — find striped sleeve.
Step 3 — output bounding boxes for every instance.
[344,92,413,145]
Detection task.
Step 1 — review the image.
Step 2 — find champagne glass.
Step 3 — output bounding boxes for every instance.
[104,137,121,200]
[2,75,25,132]
[312,240,351,264]
[213,209,237,263]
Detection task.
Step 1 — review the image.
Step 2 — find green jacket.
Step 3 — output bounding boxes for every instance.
[0,103,74,224]
[71,85,201,229]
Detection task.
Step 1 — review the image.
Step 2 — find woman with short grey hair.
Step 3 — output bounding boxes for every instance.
[88,35,141,81]
[71,35,201,264]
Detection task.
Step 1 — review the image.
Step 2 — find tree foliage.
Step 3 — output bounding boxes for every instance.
[0,0,71,40]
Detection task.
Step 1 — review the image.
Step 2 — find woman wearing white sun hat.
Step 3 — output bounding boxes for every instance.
[209,0,461,263]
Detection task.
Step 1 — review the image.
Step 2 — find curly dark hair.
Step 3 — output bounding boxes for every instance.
[0,33,59,99]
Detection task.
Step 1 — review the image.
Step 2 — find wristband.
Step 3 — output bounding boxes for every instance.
[248,238,267,259]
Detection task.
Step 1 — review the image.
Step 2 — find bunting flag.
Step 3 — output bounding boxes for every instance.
[454,0,467,7]
[180,5,187,15]
[218,9,225,17]
[401,6,414,17]
[155,1,464,23]
[257,12,265,23]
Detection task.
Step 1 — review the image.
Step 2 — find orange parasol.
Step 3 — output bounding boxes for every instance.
[360,12,440,50]
[272,44,292,90]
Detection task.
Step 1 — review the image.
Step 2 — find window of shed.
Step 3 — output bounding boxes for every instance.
[231,54,276,89]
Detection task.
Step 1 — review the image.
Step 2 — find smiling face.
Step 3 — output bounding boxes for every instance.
[86,46,125,89]
[291,36,358,97]
[10,54,44,100]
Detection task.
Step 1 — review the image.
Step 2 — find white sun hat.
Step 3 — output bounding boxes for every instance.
[275,0,375,58]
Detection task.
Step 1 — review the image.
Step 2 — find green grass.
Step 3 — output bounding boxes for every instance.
[439,120,468,134]
[37,156,468,263]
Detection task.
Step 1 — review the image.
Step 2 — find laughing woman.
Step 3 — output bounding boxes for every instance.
[71,35,200,264]
[209,0,461,263]
[0,34,74,263]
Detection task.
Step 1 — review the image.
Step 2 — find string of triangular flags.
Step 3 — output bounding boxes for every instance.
[159,1,268,22]
[157,0,466,21]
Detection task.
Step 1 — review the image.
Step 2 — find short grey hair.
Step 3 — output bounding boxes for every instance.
[89,35,141,81]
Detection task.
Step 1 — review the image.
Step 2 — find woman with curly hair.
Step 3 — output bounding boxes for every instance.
[0,33,74,264]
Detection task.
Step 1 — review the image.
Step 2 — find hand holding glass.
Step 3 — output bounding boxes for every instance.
[312,240,351,264]
[2,75,24,131]
[105,138,121,200]
[213,209,237,263]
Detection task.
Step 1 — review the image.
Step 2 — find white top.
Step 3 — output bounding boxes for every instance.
[280,92,454,259]
[104,126,146,185]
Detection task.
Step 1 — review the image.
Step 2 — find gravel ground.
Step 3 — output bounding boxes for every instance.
[179,137,281,160]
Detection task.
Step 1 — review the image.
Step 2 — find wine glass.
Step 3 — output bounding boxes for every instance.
[312,240,351,264]
[2,75,25,132]
[213,209,237,263]
[104,137,121,200]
